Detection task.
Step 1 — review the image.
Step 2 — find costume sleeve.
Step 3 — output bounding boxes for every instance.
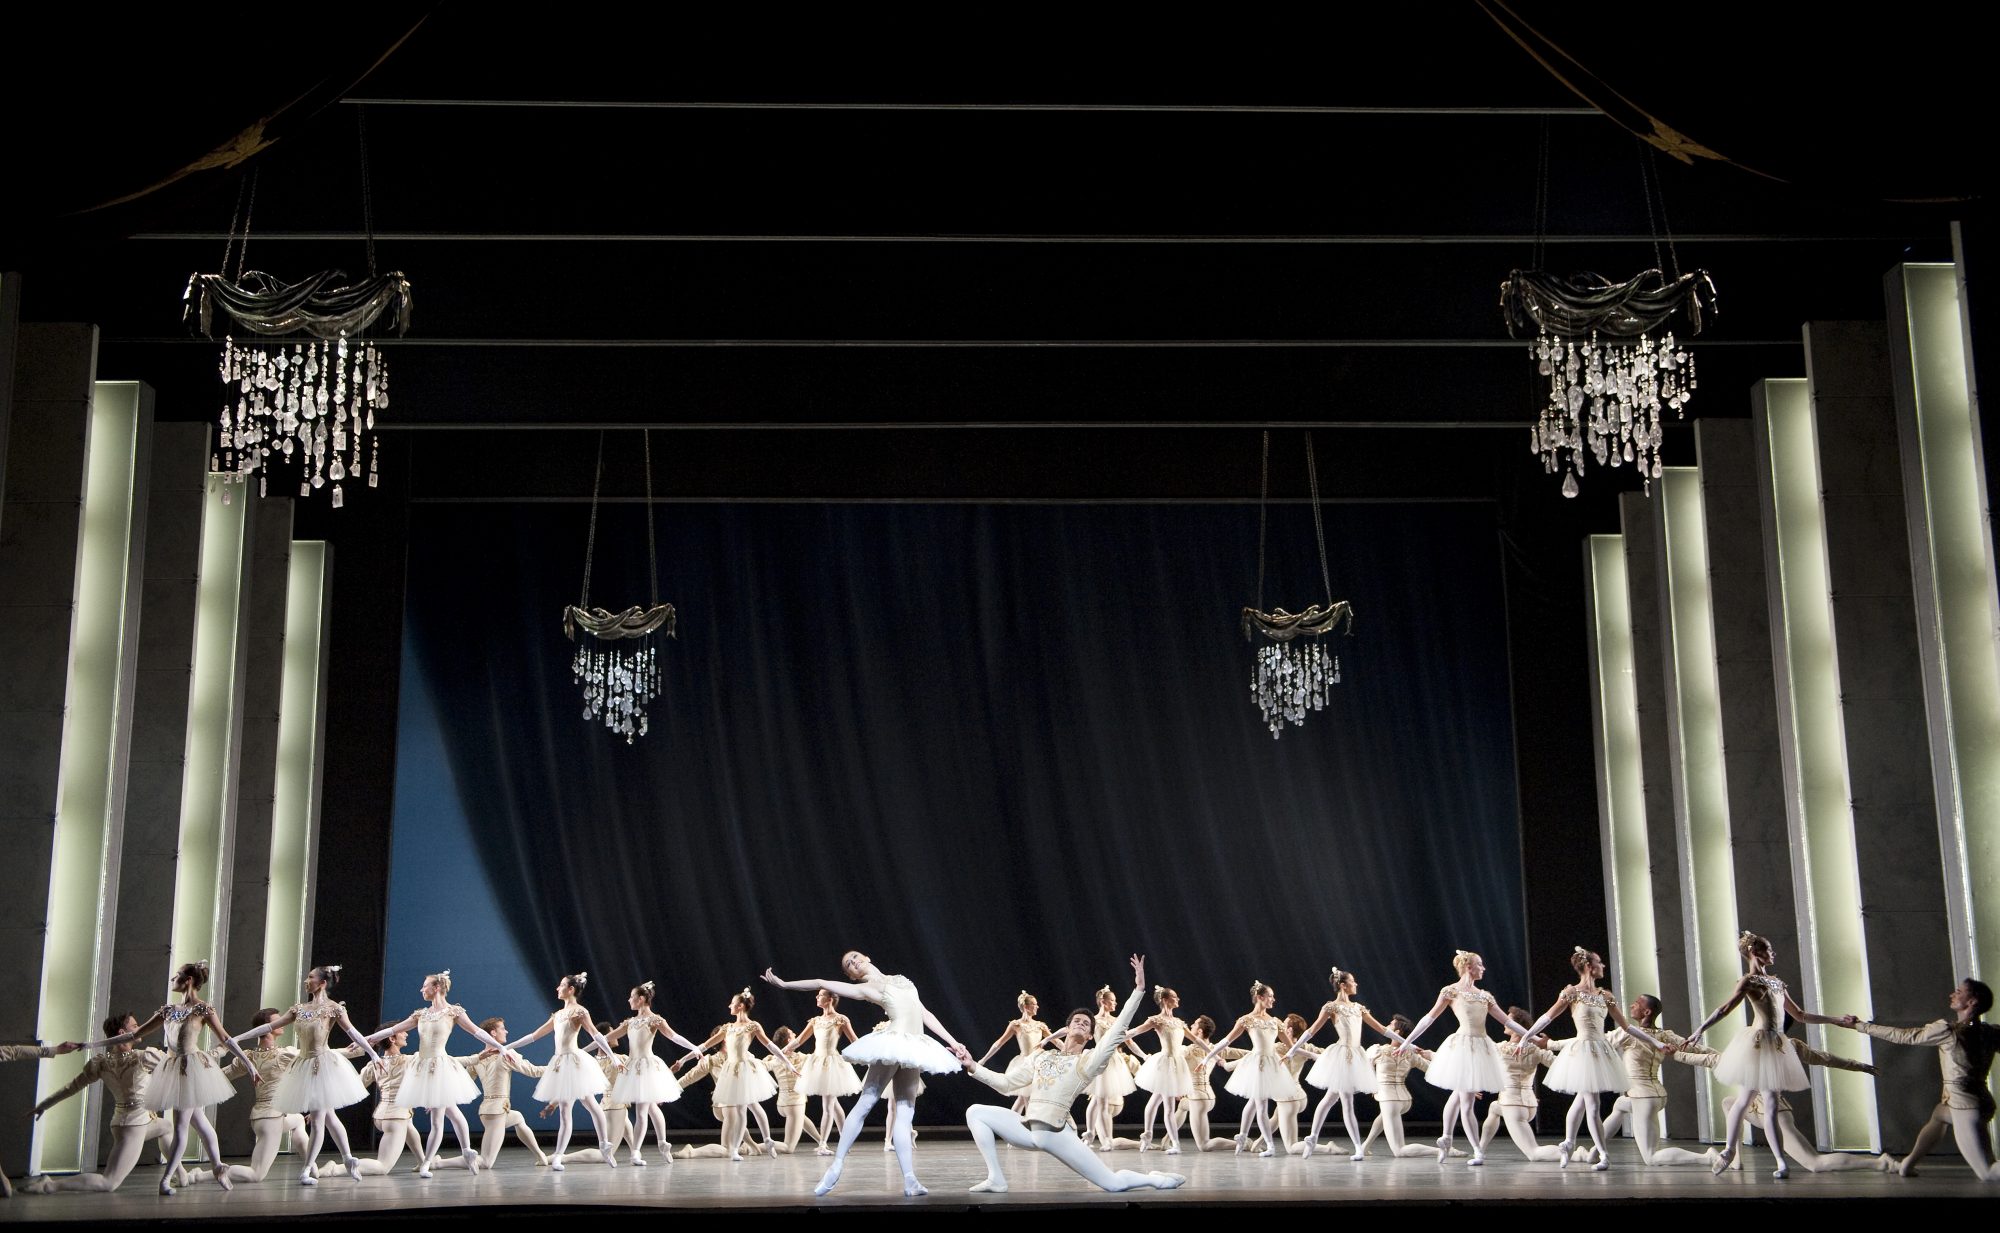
[1858,1019,1953,1048]
[964,1061,1030,1096]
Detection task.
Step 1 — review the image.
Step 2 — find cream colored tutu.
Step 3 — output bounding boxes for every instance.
[1135,1047,1196,1098]
[394,1054,480,1109]
[609,1055,685,1105]
[1089,1051,1138,1099]
[143,1051,237,1111]
[840,1031,961,1075]
[1713,1028,1809,1091]
[1224,1053,1306,1103]
[1424,1031,1507,1093]
[1305,1043,1376,1094]
[532,1050,608,1103]
[711,1057,778,1107]
[796,1049,862,1097]
[272,1048,370,1113]
[1545,1038,1628,1094]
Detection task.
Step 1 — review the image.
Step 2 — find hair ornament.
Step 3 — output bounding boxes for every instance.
[639,980,656,996]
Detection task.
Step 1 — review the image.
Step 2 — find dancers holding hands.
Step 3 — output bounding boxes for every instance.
[1285,965,1407,1159]
[1515,946,1667,1170]
[1396,949,1535,1165]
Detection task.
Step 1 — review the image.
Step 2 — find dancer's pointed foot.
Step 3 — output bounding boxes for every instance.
[902,1174,927,1197]
[343,1157,363,1183]
[1260,1146,1276,1158]
[1592,1159,1609,1172]
[1558,1139,1575,1168]
[299,1165,318,1187]
[23,1175,56,1196]
[1468,1153,1485,1166]
[1149,1171,1187,1189]
[1166,1144,1182,1156]
[1772,1162,1789,1180]
[1233,1133,1246,1155]
[211,1166,233,1193]
[815,1145,832,1157]
[1302,1138,1316,1159]
[417,1166,433,1179]
[631,1153,646,1166]
[1139,1134,1152,1152]
[1435,1136,1451,1165]
[550,1157,566,1172]
[1711,1147,1736,1176]
[1877,1154,1897,1173]
[158,1178,176,1197]
[1351,1150,1366,1161]
[969,1175,1008,1194]
[464,1152,482,1176]
[813,1161,843,1197]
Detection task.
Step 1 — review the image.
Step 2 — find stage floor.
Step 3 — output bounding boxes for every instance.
[3,1138,1987,1220]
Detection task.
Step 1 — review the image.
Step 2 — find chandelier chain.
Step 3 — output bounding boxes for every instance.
[643,429,659,606]
[1637,139,1666,276]
[1532,117,1550,273]
[1305,431,1333,606]
[1254,430,1269,614]
[580,430,604,609]
[1646,145,1682,279]
[357,106,378,279]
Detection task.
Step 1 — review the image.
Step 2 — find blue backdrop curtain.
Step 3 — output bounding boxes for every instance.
[393,499,1525,1125]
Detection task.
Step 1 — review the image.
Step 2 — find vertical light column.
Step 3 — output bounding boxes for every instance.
[1657,466,1742,1140]
[1888,262,2000,994]
[1585,536,1661,1004]
[1754,377,1875,1148]
[262,541,332,1010]
[29,382,150,1173]
[169,479,255,1014]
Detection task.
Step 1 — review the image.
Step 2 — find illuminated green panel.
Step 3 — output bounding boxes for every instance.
[1898,263,2000,998]
[31,383,141,1173]
[262,542,329,1010]
[1589,536,1661,1001]
[1760,378,1875,1148]
[170,479,249,1002]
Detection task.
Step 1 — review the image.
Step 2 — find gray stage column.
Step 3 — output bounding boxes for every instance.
[0,325,98,1175]
[218,496,293,1154]
[1804,320,1956,1145]
[1619,492,1699,1138]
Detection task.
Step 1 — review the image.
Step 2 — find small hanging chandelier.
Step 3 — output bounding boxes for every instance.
[563,431,675,744]
[1241,431,1355,739]
[1503,136,1717,498]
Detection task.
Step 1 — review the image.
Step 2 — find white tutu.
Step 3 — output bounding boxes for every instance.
[1545,1039,1628,1094]
[609,1056,684,1105]
[1135,1047,1196,1098]
[1424,1031,1508,1093]
[1224,1054,1306,1103]
[143,1051,237,1111]
[272,1048,371,1113]
[1713,1029,1810,1091]
[796,1050,863,1097]
[393,1054,481,1109]
[839,1030,961,1075]
[532,1050,608,1103]
[1089,1051,1138,1099]
[1305,1044,1376,1094]
[712,1058,778,1107]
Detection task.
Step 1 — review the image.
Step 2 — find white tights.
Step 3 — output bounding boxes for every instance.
[818,1064,921,1193]
[559,1105,628,1164]
[218,1116,311,1182]
[966,1107,1180,1193]
[1720,1089,1789,1175]
[1599,1096,1710,1165]
[349,1116,425,1174]
[302,1108,359,1178]
[1361,1097,1450,1157]
[550,1094,612,1164]
[429,1109,547,1168]
[1895,1100,1995,1180]
[1477,1103,1562,1161]
[1307,1089,1364,1157]
[1436,1090,1485,1161]
[1169,1096,1237,1151]
[160,1108,228,1190]
[32,1121,172,1192]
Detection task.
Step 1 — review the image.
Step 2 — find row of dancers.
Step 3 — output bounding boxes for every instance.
[5,934,1996,1199]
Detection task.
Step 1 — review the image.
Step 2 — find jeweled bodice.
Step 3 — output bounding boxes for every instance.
[1568,989,1610,1040]
[811,1014,842,1051]
[1744,975,1787,1032]
[552,1006,588,1053]
[1448,987,1492,1032]
[1333,1001,1368,1049]
[1155,1017,1186,1053]
[290,1001,340,1053]
[160,1001,211,1055]
[1244,1015,1284,1064]
[877,974,925,1035]
[415,1005,459,1059]
[1016,1018,1049,1055]
[721,1022,756,1067]
[624,1015,659,1057]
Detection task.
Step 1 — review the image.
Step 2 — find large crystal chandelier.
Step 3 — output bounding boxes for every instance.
[183,160,409,508]
[1242,431,1355,738]
[1503,268,1715,498]
[563,431,675,744]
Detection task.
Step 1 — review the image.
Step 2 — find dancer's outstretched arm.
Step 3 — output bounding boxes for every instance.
[230,1006,297,1046]
[1284,1003,1336,1058]
[1359,1008,1409,1047]
[1602,996,1665,1051]
[750,1023,801,1074]
[334,1004,384,1064]
[507,1013,560,1050]
[1082,957,1148,1079]
[652,1016,705,1062]
[919,1007,968,1056]
[1201,1016,1254,1063]
[1395,988,1455,1054]
[1779,990,1837,1028]
[1518,989,1574,1042]
[761,968,879,1006]
[976,1021,1019,1066]
[581,1014,623,1066]
[448,1008,508,1052]
[1482,999,1535,1039]
[201,1003,260,1080]
[31,1056,104,1116]
[365,1012,419,1044]
[82,1009,167,1049]
[1686,976,1752,1045]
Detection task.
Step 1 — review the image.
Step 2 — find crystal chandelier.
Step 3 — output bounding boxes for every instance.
[1503,269,1714,498]
[563,431,675,743]
[1242,431,1355,738]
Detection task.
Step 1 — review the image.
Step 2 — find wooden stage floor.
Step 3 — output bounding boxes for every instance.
[3,1138,1989,1221]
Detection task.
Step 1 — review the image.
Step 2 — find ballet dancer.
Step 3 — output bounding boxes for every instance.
[1685,931,1843,1178]
[1587,994,1716,1167]
[1172,1016,1244,1152]
[232,963,383,1186]
[438,1019,548,1169]
[555,1024,637,1166]
[368,969,512,1177]
[1358,1016,1448,1158]
[1841,976,1999,1180]
[785,988,861,1154]
[603,980,703,1166]
[1259,1013,1316,1154]
[1680,1042,1885,1173]
[1084,984,1143,1149]
[83,960,259,1195]
[1287,966,1407,1159]
[767,1027,820,1152]
[954,954,1185,1194]
[1518,946,1666,1169]
[21,1015,176,1194]
[501,971,623,1171]
[1128,985,1196,1153]
[1199,980,1301,1157]
[976,991,1053,1118]
[762,950,967,1197]
[1476,1005,1563,1162]
[1398,949,1534,1165]
[690,988,794,1161]
[199,1008,312,1184]
[342,1022,428,1176]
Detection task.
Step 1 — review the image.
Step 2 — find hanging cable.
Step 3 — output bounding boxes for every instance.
[1254,430,1270,615]
[643,428,659,607]
[579,430,604,609]
[357,105,378,279]
[1305,431,1333,606]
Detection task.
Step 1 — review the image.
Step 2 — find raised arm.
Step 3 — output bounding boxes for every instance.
[365,1011,420,1045]
[1396,989,1456,1054]
[1687,975,1752,1044]
[1084,983,1150,1080]
[975,1021,1020,1066]
[30,1057,102,1117]
[83,1009,166,1049]
[507,1013,559,1050]
[335,1005,383,1065]
[1846,1016,1952,1048]
[761,967,877,1005]
[1283,1005,1335,1058]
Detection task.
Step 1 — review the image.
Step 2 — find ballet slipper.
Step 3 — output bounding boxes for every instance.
[1150,1171,1187,1188]
[343,1157,363,1182]
[903,1174,928,1197]
[1772,1162,1789,1179]
[1302,1138,1316,1159]
[550,1157,566,1172]
[158,1178,176,1197]
[1877,1154,1897,1173]
[1558,1139,1575,1168]
[1710,1147,1735,1176]
[211,1166,233,1193]
[1592,1158,1609,1172]
[299,1164,318,1187]
[813,1161,842,1196]
[631,1152,646,1166]
[969,1175,1008,1194]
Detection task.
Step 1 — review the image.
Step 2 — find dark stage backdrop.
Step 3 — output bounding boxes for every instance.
[386,501,1527,1128]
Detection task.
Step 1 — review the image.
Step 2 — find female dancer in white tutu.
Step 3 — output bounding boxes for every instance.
[1477,1004,1563,1162]
[785,988,862,1153]
[1398,949,1534,1165]
[501,970,623,1170]
[690,988,794,1161]
[1286,966,1407,1159]
[1518,946,1665,1169]
[434,1018,548,1170]
[1128,985,1196,1152]
[1085,984,1142,1148]
[762,950,968,1197]
[1685,931,1842,1178]
[232,963,383,1185]
[954,954,1185,1194]
[367,969,511,1177]
[975,990,1052,1118]
[1587,994,1718,1167]
[603,980,703,1165]
[24,1014,176,1194]
[85,961,260,1195]
[1198,980,1301,1157]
